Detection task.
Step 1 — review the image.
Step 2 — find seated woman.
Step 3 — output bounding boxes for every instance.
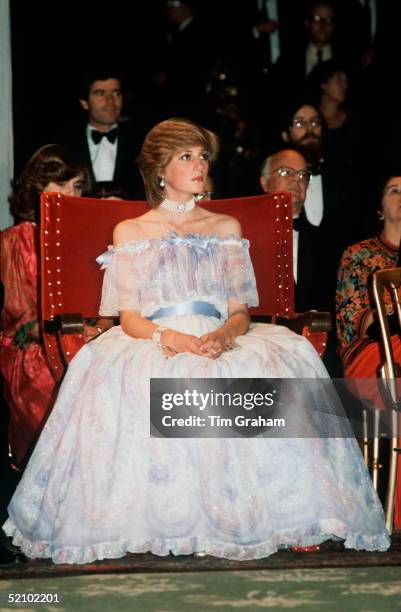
[0,145,91,466]
[91,180,128,201]
[307,59,352,132]
[4,119,389,564]
[336,171,401,528]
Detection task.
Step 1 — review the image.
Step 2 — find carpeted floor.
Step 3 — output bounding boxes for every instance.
[1,535,401,610]
[1,566,401,611]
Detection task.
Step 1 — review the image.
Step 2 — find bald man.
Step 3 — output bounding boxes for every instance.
[260,148,329,312]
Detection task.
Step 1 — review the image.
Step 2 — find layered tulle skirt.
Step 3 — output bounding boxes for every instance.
[4,317,390,563]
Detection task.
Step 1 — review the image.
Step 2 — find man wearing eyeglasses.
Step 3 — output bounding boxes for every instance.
[282,99,355,234]
[279,98,357,260]
[270,2,346,102]
[305,1,337,75]
[260,148,329,313]
[281,103,325,229]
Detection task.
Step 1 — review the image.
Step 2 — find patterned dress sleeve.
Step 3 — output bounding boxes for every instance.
[336,242,374,351]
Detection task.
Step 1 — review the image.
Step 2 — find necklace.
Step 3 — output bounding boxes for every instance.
[159,197,196,214]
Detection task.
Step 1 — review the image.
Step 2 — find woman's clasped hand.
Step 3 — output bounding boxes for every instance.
[160,328,227,358]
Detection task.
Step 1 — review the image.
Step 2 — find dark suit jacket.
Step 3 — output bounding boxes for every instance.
[66,122,144,200]
[231,1,306,63]
[333,0,398,62]
[271,39,351,104]
[162,17,216,119]
[295,212,331,313]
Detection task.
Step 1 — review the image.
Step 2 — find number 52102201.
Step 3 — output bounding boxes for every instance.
[6,592,62,604]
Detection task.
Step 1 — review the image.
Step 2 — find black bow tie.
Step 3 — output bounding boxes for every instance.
[309,161,323,176]
[293,217,301,231]
[91,127,118,145]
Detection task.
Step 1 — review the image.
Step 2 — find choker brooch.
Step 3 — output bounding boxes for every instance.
[159,197,197,214]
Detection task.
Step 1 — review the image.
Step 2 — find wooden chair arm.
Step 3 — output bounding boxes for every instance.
[272,311,332,334]
[44,313,85,335]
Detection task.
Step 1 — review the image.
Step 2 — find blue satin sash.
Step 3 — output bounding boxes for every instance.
[148,301,221,321]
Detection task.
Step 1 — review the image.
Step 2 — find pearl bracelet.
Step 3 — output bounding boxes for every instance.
[152,326,170,345]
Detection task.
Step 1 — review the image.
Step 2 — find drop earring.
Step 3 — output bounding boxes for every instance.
[377,210,384,221]
[159,177,165,188]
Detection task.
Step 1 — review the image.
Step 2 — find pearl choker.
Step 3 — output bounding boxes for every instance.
[159,197,197,214]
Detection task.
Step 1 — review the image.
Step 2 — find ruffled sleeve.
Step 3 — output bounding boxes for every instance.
[224,239,259,307]
[98,246,147,316]
[97,234,259,318]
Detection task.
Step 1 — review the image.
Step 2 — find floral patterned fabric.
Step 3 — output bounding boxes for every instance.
[336,233,401,530]
[336,234,399,367]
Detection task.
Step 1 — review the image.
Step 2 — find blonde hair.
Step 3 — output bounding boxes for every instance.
[138,118,219,207]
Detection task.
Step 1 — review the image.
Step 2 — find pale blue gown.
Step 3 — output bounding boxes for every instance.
[4,233,390,564]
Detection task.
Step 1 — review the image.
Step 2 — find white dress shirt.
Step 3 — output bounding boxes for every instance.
[254,0,280,64]
[305,43,332,75]
[87,123,118,182]
[360,0,377,42]
[303,174,324,227]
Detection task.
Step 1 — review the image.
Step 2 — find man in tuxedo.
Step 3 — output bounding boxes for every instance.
[280,99,356,243]
[68,69,144,199]
[303,1,337,75]
[280,102,326,228]
[270,1,349,106]
[260,148,329,312]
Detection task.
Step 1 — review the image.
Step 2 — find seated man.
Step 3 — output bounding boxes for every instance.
[260,148,331,313]
[65,67,144,200]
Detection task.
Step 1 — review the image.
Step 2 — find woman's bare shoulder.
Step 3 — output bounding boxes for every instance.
[113,217,147,246]
[206,212,242,238]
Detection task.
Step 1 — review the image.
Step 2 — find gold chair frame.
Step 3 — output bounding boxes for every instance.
[372,267,401,532]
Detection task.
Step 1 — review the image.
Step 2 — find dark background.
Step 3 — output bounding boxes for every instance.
[10,0,228,172]
[10,0,401,187]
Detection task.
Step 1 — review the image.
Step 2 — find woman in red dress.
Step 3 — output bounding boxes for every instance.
[336,172,401,529]
[0,145,90,466]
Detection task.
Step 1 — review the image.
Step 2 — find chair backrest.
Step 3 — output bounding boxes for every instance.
[40,192,294,323]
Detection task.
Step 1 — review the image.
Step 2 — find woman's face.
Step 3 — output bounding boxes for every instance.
[162,145,209,202]
[43,175,84,197]
[381,177,401,224]
[322,71,348,103]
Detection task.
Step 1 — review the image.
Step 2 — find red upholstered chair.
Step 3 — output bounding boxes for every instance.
[40,192,330,381]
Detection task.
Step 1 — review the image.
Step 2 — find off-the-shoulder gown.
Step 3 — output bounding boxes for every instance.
[4,233,390,563]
